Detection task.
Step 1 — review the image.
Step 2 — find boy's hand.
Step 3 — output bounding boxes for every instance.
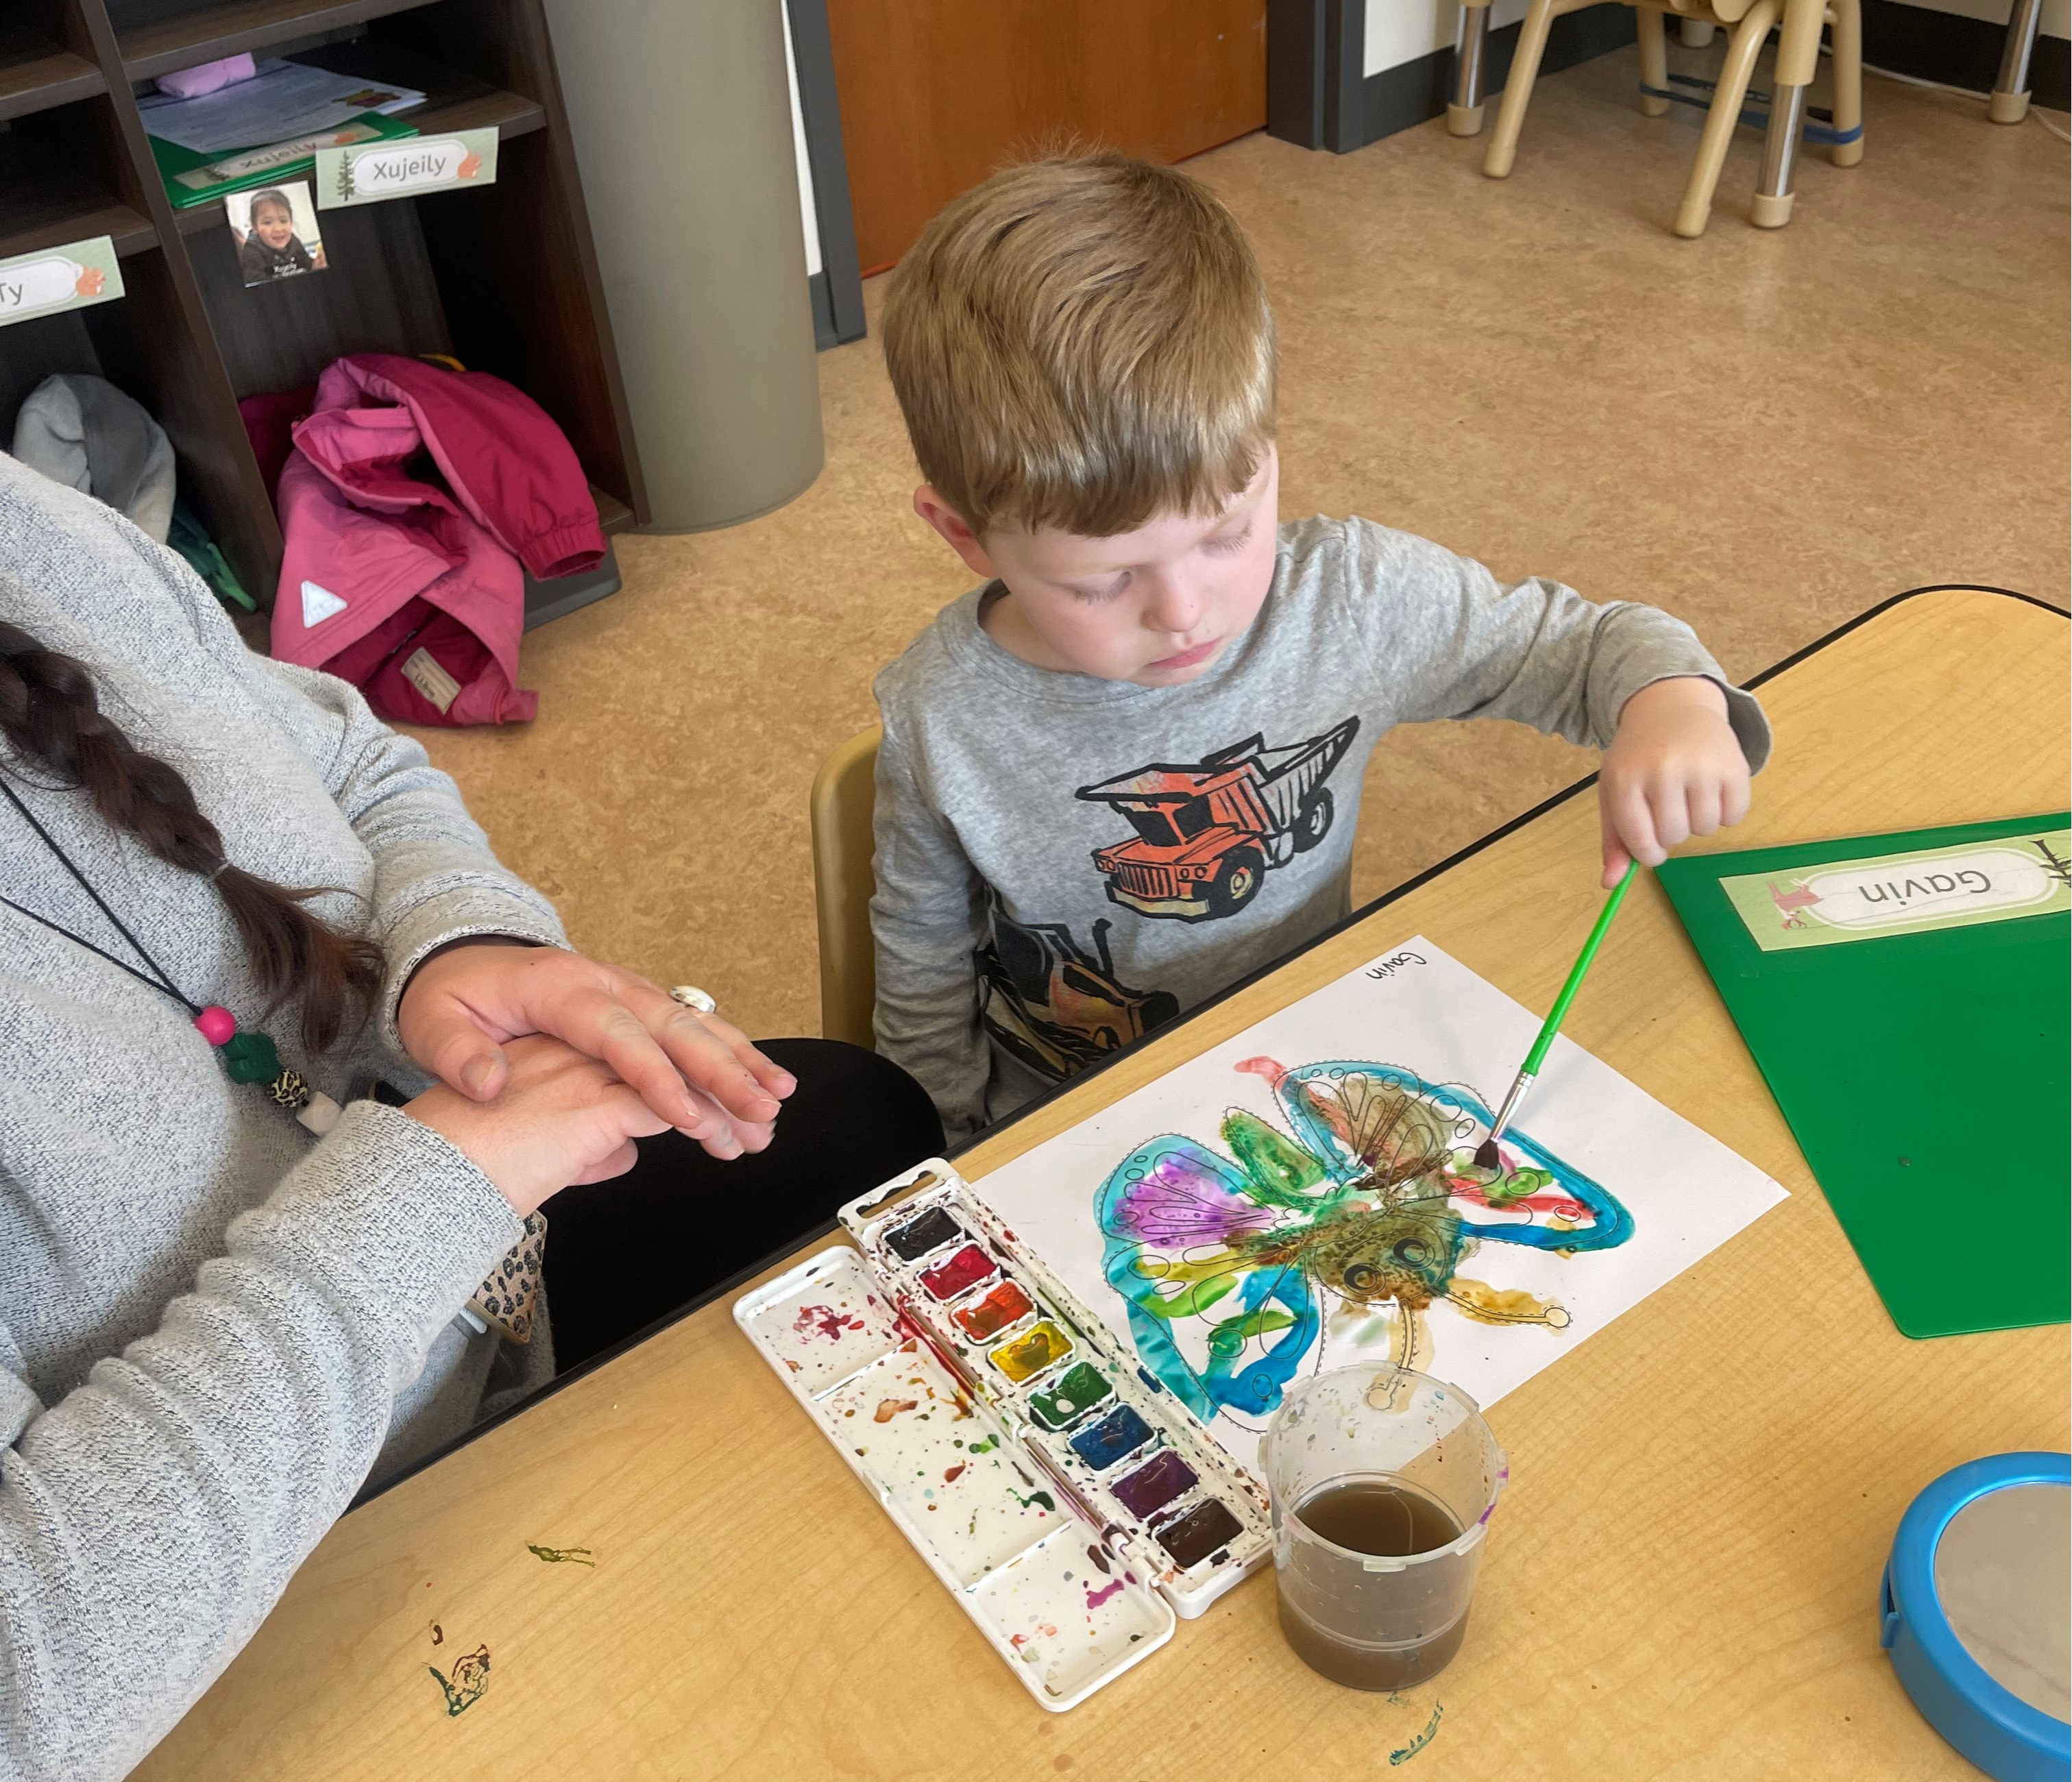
[1598,676,1750,888]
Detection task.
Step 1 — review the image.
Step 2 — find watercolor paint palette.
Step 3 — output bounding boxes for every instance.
[733,1159,1274,1710]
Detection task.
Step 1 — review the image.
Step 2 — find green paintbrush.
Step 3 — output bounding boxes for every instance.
[1472,859,1640,1173]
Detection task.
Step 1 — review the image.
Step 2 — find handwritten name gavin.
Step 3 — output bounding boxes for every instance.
[1366,951,1427,980]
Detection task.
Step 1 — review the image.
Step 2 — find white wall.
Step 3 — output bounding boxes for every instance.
[1365,0,1525,78]
[1897,0,2069,36]
[781,0,822,278]
[1363,0,2062,80]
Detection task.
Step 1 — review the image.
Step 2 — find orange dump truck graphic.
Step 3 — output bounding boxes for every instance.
[1073,718,1361,922]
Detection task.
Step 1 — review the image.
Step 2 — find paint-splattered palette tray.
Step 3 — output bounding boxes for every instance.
[733,1159,1274,1710]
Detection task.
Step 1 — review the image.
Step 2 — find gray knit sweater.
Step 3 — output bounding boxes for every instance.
[873,516,1770,1138]
[0,454,568,1779]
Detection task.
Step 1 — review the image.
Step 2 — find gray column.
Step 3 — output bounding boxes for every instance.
[544,0,825,531]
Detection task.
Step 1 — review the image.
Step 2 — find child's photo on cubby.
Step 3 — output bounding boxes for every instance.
[226,182,327,286]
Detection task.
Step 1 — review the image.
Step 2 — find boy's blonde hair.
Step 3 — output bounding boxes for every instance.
[881,154,1276,541]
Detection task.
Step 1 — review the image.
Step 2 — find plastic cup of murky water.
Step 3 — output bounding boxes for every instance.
[1264,1367,1508,1690]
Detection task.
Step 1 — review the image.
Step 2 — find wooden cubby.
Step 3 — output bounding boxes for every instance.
[0,0,644,609]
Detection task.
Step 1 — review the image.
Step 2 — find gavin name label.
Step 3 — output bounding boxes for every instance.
[1805,853,2052,925]
[1720,828,2072,951]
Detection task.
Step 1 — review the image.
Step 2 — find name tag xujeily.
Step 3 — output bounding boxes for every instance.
[0,237,122,329]
[316,127,499,208]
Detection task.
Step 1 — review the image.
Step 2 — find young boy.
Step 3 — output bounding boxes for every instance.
[870,154,1768,1141]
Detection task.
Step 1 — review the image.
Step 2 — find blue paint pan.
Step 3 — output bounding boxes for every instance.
[1881,1452,2070,1781]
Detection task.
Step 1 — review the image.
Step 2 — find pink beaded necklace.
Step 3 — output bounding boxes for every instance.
[0,778,341,1134]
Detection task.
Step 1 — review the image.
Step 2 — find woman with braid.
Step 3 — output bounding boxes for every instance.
[0,453,940,1781]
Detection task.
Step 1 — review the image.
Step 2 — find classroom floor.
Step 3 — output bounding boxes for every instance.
[406,41,2070,1043]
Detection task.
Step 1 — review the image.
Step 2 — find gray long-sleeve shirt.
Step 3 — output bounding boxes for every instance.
[0,454,568,1779]
[871,516,1770,1140]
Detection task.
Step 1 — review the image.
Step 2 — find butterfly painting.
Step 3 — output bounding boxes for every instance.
[1095,1055,1635,1425]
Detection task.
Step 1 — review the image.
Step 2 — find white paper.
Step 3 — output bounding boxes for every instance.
[974,938,1785,1458]
[138,60,424,155]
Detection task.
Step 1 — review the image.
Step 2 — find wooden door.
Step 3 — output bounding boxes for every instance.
[825,0,1267,274]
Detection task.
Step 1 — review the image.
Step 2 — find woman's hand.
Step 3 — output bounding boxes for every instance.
[1598,676,1752,888]
[397,943,795,1160]
[406,1035,674,1217]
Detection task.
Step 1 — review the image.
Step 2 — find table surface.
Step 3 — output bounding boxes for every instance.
[140,588,2071,1782]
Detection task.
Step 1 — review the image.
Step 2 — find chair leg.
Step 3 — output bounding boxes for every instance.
[1754,0,1820,226]
[1450,3,1492,136]
[1990,0,2043,122]
[1672,0,1782,237]
[1829,0,1864,164]
[1773,0,1826,89]
[1752,84,1807,226]
[1483,0,1561,178]
[1638,7,1670,117]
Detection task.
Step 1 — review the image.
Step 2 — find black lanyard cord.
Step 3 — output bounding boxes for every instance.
[0,777,201,1015]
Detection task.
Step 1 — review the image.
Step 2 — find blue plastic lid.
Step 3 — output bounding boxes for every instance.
[1881,1452,2071,1782]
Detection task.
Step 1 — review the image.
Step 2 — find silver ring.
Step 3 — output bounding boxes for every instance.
[669,984,717,1016]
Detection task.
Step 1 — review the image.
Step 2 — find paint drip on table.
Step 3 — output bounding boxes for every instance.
[1390,1702,1443,1766]
[428,1644,490,1716]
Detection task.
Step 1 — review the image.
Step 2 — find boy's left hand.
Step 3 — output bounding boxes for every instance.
[1598,676,1751,888]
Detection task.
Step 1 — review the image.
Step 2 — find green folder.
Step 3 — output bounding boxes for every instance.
[1659,814,2071,1339]
[149,113,416,209]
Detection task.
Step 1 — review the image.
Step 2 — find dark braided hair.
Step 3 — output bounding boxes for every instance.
[0,621,384,1053]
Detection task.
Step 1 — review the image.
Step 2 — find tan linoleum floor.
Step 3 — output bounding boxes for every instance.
[409,44,2071,1044]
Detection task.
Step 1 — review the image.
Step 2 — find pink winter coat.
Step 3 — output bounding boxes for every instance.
[269,354,606,726]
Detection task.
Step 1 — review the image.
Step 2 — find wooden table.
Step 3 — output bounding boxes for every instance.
[141,588,2070,1782]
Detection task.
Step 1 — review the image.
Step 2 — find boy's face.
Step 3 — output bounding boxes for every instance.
[254,202,293,249]
[915,444,1280,687]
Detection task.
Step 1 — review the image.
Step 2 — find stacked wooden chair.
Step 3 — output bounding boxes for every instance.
[1454,0,1863,237]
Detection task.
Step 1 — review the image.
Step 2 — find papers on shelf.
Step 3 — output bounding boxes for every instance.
[138,59,424,155]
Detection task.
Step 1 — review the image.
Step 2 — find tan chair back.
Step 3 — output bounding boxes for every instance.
[809,726,883,1050]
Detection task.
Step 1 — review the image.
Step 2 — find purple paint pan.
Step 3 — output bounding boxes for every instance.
[1111,1450,1197,1519]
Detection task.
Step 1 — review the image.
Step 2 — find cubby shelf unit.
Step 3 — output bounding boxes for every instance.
[0,0,646,607]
